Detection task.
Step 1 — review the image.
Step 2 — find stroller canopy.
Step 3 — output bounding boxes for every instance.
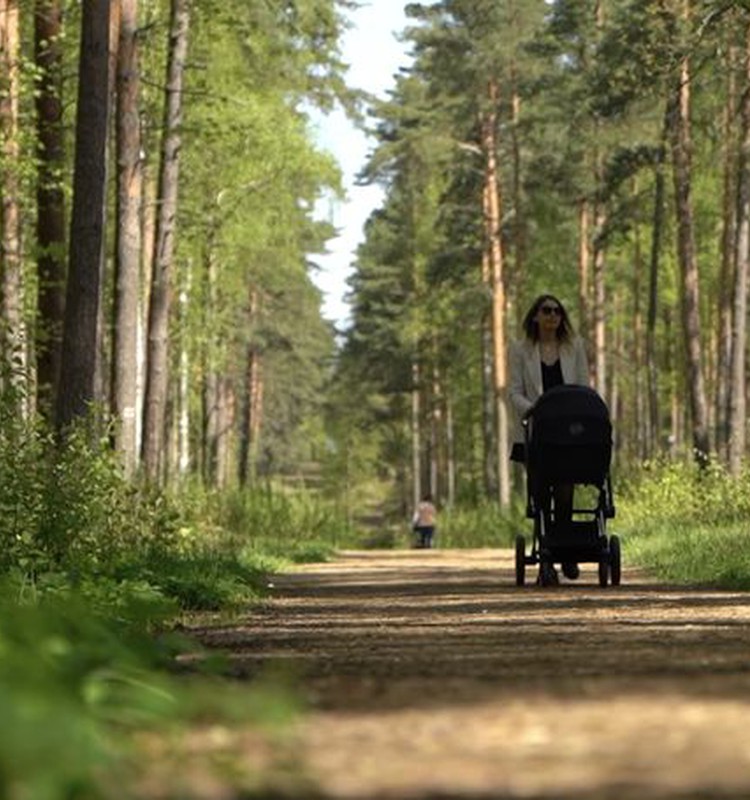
[526,384,612,486]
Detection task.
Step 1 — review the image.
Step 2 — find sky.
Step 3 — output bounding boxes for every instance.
[310,1,413,329]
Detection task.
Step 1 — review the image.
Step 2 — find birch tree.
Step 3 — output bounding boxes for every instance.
[0,0,26,406]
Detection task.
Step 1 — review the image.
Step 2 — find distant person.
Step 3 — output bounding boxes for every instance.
[412,494,437,549]
[509,293,589,580]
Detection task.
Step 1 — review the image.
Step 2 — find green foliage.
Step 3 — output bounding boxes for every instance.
[0,584,302,799]
[208,484,360,561]
[0,585,177,799]
[0,395,318,798]
[430,500,526,549]
[0,392,267,616]
[617,461,750,589]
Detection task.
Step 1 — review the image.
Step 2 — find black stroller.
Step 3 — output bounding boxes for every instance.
[514,383,621,587]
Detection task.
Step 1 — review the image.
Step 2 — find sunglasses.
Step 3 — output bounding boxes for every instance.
[539,305,562,316]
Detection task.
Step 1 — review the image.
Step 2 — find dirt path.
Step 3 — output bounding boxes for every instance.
[194,548,750,799]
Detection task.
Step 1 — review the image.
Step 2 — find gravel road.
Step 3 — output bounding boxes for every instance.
[193,548,750,799]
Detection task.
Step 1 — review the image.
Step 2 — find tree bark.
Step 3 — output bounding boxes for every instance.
[239,288,261,486]
[578,199,590,348]
[632,220,644,460]
[411,360,421,510]
[176,262,190,477]
[34,0,66,418]
[480,243,497,500]
[55,0,111,432]
[646,112,668,458]
[715,38,737,462]
[445,393,455,507]
[483,79,510,508]
[113,0,142,476]
[0,0,26,408]
[142,0,190,480]
[215,376,234,489]
[509,69,525,326]
[729,23,750,477]
[668,40,710,463]
[592,191,607,397]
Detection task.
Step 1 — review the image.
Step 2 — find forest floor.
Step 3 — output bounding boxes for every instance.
[179,548,750,799]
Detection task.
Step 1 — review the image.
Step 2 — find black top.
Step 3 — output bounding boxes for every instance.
[541,358,563,392]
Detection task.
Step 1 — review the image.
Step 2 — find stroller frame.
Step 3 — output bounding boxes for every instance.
[514,384,621,588]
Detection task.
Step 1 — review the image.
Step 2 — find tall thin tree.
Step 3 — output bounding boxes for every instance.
[113,0,142,475]
[55,0,111,431]
[667,4,709,462]
[34,0,66,417]
[142,0,190,480]
[0,0,26,407]
[483,78,510,508]
[729,22,750,476]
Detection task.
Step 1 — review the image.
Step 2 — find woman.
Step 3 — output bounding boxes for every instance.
[509,293,589,580]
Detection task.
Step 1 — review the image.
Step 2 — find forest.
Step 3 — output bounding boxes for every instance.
[1,0,749,515]
[3,0,750,794]
[343,0,750,515]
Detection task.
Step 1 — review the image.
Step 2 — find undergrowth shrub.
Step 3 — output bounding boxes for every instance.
[0,391,342,798]
[206,485,359,561]
[616,459,750,588]
[617,459,750,529]
[0,399,273,615]
[427,500,526,549]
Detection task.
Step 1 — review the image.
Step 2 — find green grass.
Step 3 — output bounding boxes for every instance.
[428,500,525,549]
[615,460,750,589]
[620,520,750,588]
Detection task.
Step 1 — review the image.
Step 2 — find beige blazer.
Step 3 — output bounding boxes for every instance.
[508,336,590,446]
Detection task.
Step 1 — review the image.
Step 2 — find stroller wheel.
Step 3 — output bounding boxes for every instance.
[515,535,526,586]
[609,534,622,586]
[598,551,609,587]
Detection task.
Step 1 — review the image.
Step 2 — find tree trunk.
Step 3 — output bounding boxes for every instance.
[646,112,668,459]
[177,263,190,477]
[113,0,142,476]
[592,201,607,398]
[715,32,739,461]
[729,24,750,477]
[215,376,234,489]
[0,0,26,408]
[137,166,156,454]
[480,242,497,500]
[142,0,190,480]
[668,45,710,462]
[55,0,111,431]
[632,219,644,460]
[200,239,219,484]
[483,79,510,508]
[34,0,66,418]
[411,360,421,510]
[591,0,606,399]
[202,365,219,484]
[509,69,525,326]
[716,37,739,462]
[445,393,455,507]
[578,199,590,348]
[239,288,261,486]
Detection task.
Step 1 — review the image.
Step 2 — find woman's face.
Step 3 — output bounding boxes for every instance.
[534,298,563,333]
